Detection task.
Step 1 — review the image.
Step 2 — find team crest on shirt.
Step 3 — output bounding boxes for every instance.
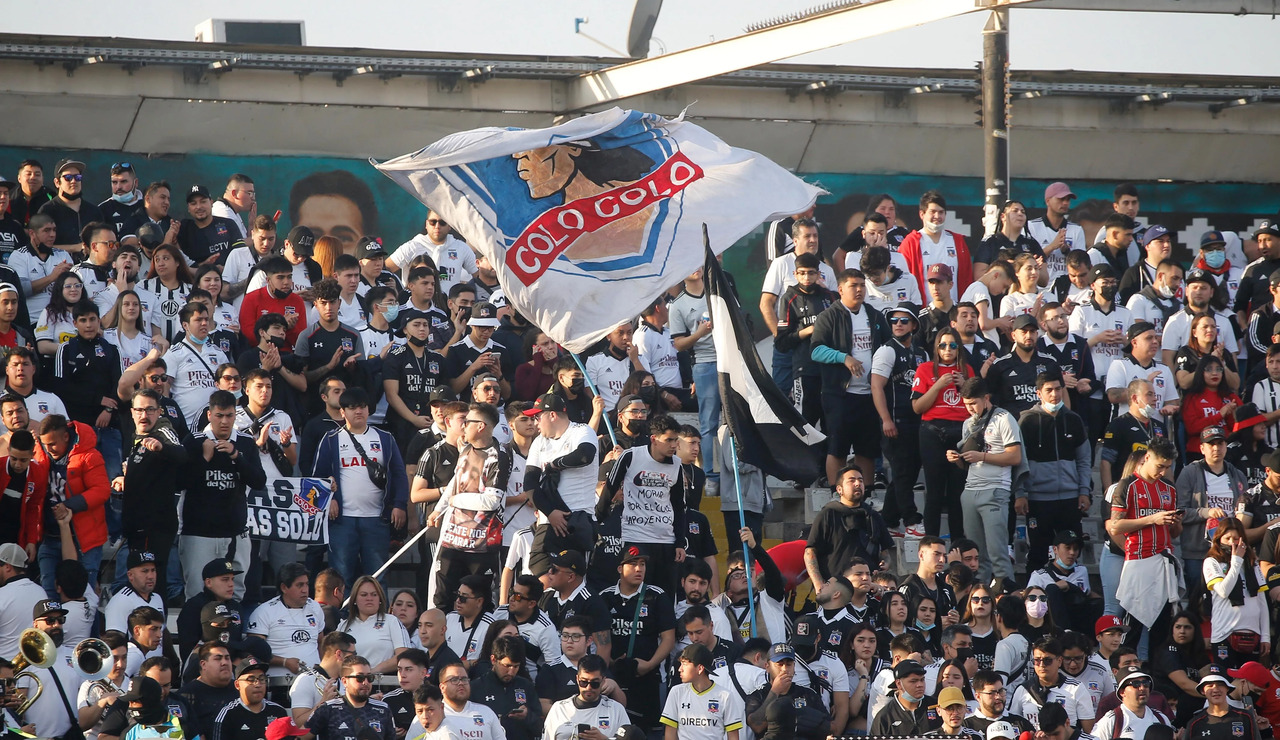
[38,402,48,414]
[216,224,228,236]
[926,708,938,721]
[472,716,485,726]
[817,668,830,681]
[369,722,381,733]
[284,306,297,316]
[218,338,230,352]
[827,632,841,646]
[713,656,726,670]
[598,719,610,731]
[448,249,458,260]
[796,622,809,636]
[793,698,806,709]
[639,604,649,618]
[341,338,354,353]
[1218,645,1229,660]
[708,700,719,714]
[429,362,440,374]
[1070,349,1079,361]
[95,345,105,357]
[689,522,700,534]
[1233,723,1245,737]
[306,615,317,627]
[514,689,526,704]
[1159,492,1171,505]
[168,705,183,718]
[1089,682,1099,692]
[370,440,381,452]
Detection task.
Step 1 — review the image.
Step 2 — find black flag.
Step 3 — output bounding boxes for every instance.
[703,229,825,483]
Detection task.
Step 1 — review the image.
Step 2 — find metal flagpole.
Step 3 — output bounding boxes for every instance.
[570,353,619,447]
[726,434,757,638]
[343,524,431,609]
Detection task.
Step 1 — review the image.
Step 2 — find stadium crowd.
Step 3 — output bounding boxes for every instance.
[0,158,1278,740]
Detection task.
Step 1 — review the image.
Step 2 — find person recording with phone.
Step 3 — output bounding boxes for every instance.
[446,302,515,403]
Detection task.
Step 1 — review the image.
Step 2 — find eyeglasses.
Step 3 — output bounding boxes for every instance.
[937,342,959,350]
[131,406,160,414]
[888,317,914,325]
[239,676,267,685]
[146,374,170,383]
[560,632,587,642]
[979,688,1007,696]
[970,596,991,604]
[427,219,445,226]
[64,283,83,290]
[1025,594,1047,603]
[577,679,602,689]
[443,677,468,685]
[344,674,373,683]
[92,240,119,249]
[61,174,83,182]
[1062,655,1086,664]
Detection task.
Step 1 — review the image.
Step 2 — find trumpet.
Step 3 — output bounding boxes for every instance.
[11,628,56,716]
[73,638,114,693]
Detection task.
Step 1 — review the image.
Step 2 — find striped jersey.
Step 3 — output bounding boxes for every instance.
[1113,474,1176,559]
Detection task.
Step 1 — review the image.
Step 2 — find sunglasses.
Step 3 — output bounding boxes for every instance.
[509,592,530,602]
[220,374,241,382]
[427,219,446,226]
[455,593,479,602]
[344,674,373,683]
[146,374,170,383]
[61,174,83,182]
[577,678,602,689]
[970,596,991,604]
[111,162,134,171]
[40,616,66,625]
[888,317,914,326]
[937,342,959,350]
[1025,594,1047,602]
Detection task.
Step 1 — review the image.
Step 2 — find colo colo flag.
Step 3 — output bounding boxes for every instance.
[376,107,822,351]
[704,239,825,483]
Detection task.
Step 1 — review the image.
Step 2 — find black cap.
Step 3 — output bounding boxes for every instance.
[1126,321,1156,342]
[1053,530,1083,548]
[54,159,86,177]
[429,387,458,405]
[894,659,927,679]
[1263,449,1280,473]
[524,392,567,416]
[679,643,715,672]
[1201,425,1228,444]
[469,302,501,328]
[235,657,268,679]
[136,223,164,250]
[187,184,212,203]
[120,676,164,706]
[1269,272,1280,289]
[0,176,16,193]
[616,394,645,411]
[200,601,237,626]
[620,544,650,565]
[1185,268,1216,287]
[1038,702,1070,734]
[1200,230,1228,249]
[886,301,920,321]
[202,559,243,580]
[355,236,387,260]
[1089,264,1117,283]
[286,225,316,255]
[1255,220,1280,239]
[1011,314,1038,332]
[792,614,822,647]
[34,599,68,620]
[127,550,157,570]
[768,643,796,662]
[549,550,587,575]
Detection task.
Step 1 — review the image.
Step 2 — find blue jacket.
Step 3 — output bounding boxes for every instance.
[311,425,409,521]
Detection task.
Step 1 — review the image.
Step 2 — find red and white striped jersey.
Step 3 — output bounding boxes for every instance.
[1113,474,1176,560]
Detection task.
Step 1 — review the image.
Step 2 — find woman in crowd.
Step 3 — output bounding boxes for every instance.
[928,658,977,714]
[1203,519,1269,670]
[1019,585,1060,644]
[1151,610,1212,728]
[390,589,422,648]
[911,327,974,537]
[618,370,662,415]
[840,621,881,733]
[313,234,342,277]
[194,264,239,338]
[911,593,941,658]
[964,583,998,672]
[336,576,411,675]
[468,620,525,679]
[138,242,193,347]
[1227,403,1271,485]
[514,330,561,401]
[35,271,87,356]
[996,254,1045,326]
[876,591,912,660]
[1174,313,1239,392]
[103,289,153,370]
[1182,355,1242,460]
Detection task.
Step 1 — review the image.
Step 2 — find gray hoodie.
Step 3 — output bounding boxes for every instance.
[1175,459,1250,559]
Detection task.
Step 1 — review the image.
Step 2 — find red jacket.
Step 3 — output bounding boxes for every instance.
[239,287,306,349]
[1182,388,1242,454]
[11,455,50,548]
[29,421,111,551]
[898,229,974,300]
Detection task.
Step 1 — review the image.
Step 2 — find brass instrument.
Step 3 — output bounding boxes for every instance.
[11,628,56,716]
[72,638,114,693]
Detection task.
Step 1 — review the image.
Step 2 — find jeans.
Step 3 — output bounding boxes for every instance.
[96,428,123,540]
[692,362,721,482]
[327,516,391,589]
[771,346,794,399]
[114,542,183,600]
[178,532,251,599]
[960,487,1013,583]
[38,540,102,599]
[1099,547,1124,617]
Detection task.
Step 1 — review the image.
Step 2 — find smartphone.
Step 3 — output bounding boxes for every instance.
[577,725,591,735]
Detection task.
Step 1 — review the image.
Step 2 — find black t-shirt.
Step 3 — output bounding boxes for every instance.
[38,197,105,246]
[98,693,197,739]
[535,659,581,704]
[1184,707,1258,740]
[987,350,1056,418]
[0,215,29,261]
[1149,643,1198,701]
[298,323,365,372]
[178,216,246,265]
[0,463,23,544]
[380,688,415,731]
[587,502,624,593]
[445,339,517,398]
[404,428,445,471]
[973,232,1044,266]
[176,679,240,740]
[807,499,894,580]
[1236,258,1280,315]
[1101,413,1167,466]
[1174,345,1238,378]
[120,212,176,241]
[212,700,289,740]
[537,586,612,634]
[683,509,717,560]
[415,440,459,488]
[1241,481,1280,531]
[99,197,143,237]
[383,344,446,420]
[600,582,676,661]
[899,573,957,616]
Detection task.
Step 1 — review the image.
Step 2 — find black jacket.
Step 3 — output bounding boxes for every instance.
[869,692,930,737]
[810,300,892,395]
[469,672,542,740]
[121,425,188,535]
[54,334,123,427]
[181,431,268,537]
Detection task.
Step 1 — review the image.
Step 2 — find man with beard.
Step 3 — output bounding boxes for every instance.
[961,670,1034,736]
[432,662,503,740]
[1092,667,1172,738]
[1161,268,1239,371]
[214,658,289,740]
[805,466,894,588]
[98,163,143,236]
[120,181,177,252]
[747,645,833,739]
[542,654,630,740]
[1126,260,1183,344]
[37,159,106,253]
[16,599,82,738]
[1237,221,1280,329]
[1008,637,1094,731]
[308,656,396,740]
[789,614,850,734]
[178,184,245,267]
[1035,302,1097,420]
[470,636,542,740]
[988,315,1056,419]
[289,632,355,728]
[675,560,732,643]
[494,576,559,677]
[870,301,927,532]
[1026,183,1087,282]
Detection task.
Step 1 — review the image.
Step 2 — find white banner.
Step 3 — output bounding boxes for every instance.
[246,477,334,544]
[375,107,824,351]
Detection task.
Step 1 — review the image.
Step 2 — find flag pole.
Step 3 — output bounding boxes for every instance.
[726,434,758,638]
[342,523,431,609]
[571,353,619,446]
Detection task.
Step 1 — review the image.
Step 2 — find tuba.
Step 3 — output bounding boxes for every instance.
[11,628,56,716]
[72,638,114,693]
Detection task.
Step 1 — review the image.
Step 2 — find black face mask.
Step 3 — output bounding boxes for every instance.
[407,335,428,348]
[568,377,585,393]
[626,419,650,438]
[202,623,230,644]
[1098,284,1118,303]
[639,386,659,404]
[268,336,287,349]
[61,190,82,202]
[269,288,291,300]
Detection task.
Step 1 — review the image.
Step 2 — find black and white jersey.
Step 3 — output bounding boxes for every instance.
[210,699,288,740]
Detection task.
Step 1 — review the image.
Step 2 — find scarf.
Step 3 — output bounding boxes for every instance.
[1022,671,1067,708]
[1227,555,1261,606]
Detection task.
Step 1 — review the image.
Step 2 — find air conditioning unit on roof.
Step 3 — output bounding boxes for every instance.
[195,19,306,46]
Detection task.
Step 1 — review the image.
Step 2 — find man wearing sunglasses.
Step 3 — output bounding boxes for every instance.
[37,158,105,254]
[543,654,630,740]
[388,212,476,295]
[869,301,927,533]
[1091,667,1171,740]
[99,162,144,237]
[1008,637,1094,732]
[214,658,289,740]
[307,655,396,740]
[15,599,81,739]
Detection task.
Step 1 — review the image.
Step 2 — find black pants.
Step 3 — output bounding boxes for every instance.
[1085,395,1111,445]
[127,526,177,602]
[1124,598,1174,656]
[622,542,679,595]
[1025,498,1083,575]
[433,549,499,610]
[881,422,922,528]
[617,666,662,730]
[920,420,966,538]
[528,512,596,576]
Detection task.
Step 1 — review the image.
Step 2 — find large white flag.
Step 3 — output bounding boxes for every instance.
[375,108,823,352]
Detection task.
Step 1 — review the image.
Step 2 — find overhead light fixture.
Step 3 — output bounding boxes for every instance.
[1135,92,1172,103]
[908,83,944,94]
[1015,90,1043,99]
[208,58,238,72]
[353,65,377,75]
[462,65,495,81]
[804,80,831,93]
[84,55,107,65]
[1209,96,1256,113]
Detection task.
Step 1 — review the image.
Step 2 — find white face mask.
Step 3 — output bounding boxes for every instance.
[1156,284,1174,299]
[922,220,943,236]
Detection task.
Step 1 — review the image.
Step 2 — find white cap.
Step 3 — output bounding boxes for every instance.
[0,542,27,568]
[987,721,1018,740]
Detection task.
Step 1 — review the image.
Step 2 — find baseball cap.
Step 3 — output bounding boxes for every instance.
[266,717,310,740]
[202,559,243,580]
[1126,321,1156,342]
[894,659,926,680]
[119,676,163,705]
[548,550,586,576]
[1116,666,1152,692]
[1262,449,1280,473]
[1228,661,1273,687]
[792,615,822,647]
[1038,702,1070,734]
[127,550,158,570]
[1254,220,1280,239]
[1198,664,1231,694]
[1095,615,1129,635]
[1234,403,1268,434]
[1044,182,1075,200]
[926,263,953,283]
[428,387,458,405]
[768,643,796,663]
[620,545,649,565]
[1200,230,1228,249]
[200,601,237,626]
[0,542,27,568]
[1269,272,1280,289]
[886,301,920,321]
[679,643,715,672]
[286,225,316,255]
[986,721,1019,740]
[235,657,269,679]
[355,236,387,260]
[1184,268,1216,287]
[186,184,211,203]
[470,373,501,389]
[135,223,164,250]
[469,302,501,328]
[1201,425,1228,444]
[616,394,645,413]
[1088,264,1117,283]
[1141,224,1172,247]
[55,158,86,177]
[0,176,15,193]
[1011,314,1038,332]
[1053,530,1083,548]
[936,686,967,709]
[34,599,68,620]
[523,392,567,416]
[0,283,18,298]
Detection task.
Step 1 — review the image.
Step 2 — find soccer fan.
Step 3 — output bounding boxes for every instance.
[661,644,745,740]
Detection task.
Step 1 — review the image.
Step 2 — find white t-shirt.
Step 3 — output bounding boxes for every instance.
[847,250,910,275]
[1008,676,1094,730]
[917,231,961,302]
[503,526,534,576]
[544,696,630,740]
[997,290,1045,320]
[163,340,230,429]
[1026,218,1087,280]
[502,449,535,547]
[846,305,873,394]
[445,612,493,664]
[18,645,81,738]
[609,446,681,544]
[34,309,76,347]
[334,426,389,518]
[1104,357,1177,417]
[962,281,1002,345]
[762,251,837,296]
[961,407,1023,490]
[289,667,342,712]
[442,702,506,740]
[1069,302,1132,397]
[0,577,48,658]
[526,423,599,521]
[866,272,922,316]
[635,322,682,389]
[660,680,746,740]
[337,612,411,668]
[246,261,313,295]
[104,585,165,633]
[13,388,66,425]
[390,234,477,294]
[1092,704,1171,740]
[1161,309,1239,357]
[78,676,130,740]
[235,406,296,480]
[103,328,154,371]
[62,591,99,645]
[246,596,325,677]
[792,654,851,711]
[1125,292,1175,341]
[584,351,632,412]
[1251,375,1280,448]
[9,246,74,320]
[124,640,163,678]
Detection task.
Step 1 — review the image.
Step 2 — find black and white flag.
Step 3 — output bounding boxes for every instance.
[704,236,825,483]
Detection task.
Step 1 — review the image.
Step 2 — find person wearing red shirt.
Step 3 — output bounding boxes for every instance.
[1108,437,1181,654]
[899,191,973,303]
[1227,661,1280,732]
[238,255,306,350]
[1182,355,1241,459]
[909,326,974,538]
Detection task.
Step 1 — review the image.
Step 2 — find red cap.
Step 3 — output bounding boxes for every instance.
[1095,615,1129,636]
[266,718,309,740]
[1228,661,1273,688]
[1045,182,1076,200]
[926,263,953,283]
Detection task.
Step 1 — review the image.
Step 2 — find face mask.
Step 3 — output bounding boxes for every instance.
[639,386,659,404]
[914,619,933,632]
[61,191,81,202]
[111,191,140,205]
[1136,404,1153,420]
[626,418,650,438]
[1054,558,1072,571]
[1156,284,1174,299]
[383,304,400,323]
[268,336,287,349]
[187,333,207,346]
[568,377,585,393]
[1043,400,1064,414]
[231,389,243,400]
[407,335,428,348]
[1205,251,1226,269]
[1098,284,1118,303]
[1025,600,1048,619]
[270,288,292,300]
[127,709,144,724]
[922,221,943,236]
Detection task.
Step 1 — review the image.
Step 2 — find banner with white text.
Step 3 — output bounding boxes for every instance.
[246,477,334,544]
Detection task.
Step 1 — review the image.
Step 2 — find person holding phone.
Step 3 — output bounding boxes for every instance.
[542,655,629,740]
